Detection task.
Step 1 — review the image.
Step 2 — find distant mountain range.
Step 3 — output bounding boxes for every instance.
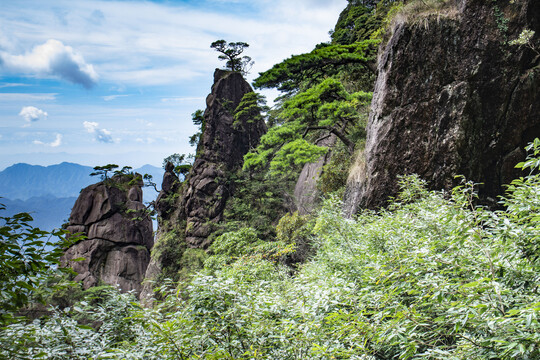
[0,162,164,231]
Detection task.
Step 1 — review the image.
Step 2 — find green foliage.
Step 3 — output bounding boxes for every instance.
[188,109,205,148]
[205,227,262,270]
[162,153,192,179]
[205,227,295,276]
[0,206,76,324]
[2,141,540,358]
[162,153,185,170]
[316,142,356,196]
[0,287,140,359]
[244,78,370,177]
[210,39,253,75]
[269,138,329,175]
[276,212,315,267]
[89,164,119,181]
[492,0,509,39]
[177,248,208,284]
[502,138,540,263]
[233,92,268,126]
[221,169,293,239]
[150,225,188,284]
[253,40,379,93]
[331,0,399,45]
[510,29,539,55]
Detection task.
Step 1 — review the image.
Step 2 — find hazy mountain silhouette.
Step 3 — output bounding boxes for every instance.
[0,162,163,230]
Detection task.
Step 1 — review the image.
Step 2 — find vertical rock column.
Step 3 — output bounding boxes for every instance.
[179,69,267,248]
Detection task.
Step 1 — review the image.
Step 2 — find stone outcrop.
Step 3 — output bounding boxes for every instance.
[178,69,266,248]
[61,174,153,294]
[154,162,181,223]
[140,69,266,301]
[345,0,540,214]
[294,135,336,215]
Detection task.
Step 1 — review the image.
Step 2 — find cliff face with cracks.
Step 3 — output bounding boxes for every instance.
[61,174,153,295]
[177,69,267,248]
[140,70,266,300]
[345,0,540,214]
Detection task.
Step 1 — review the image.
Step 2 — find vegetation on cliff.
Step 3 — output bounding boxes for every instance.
[1,1,539,359]
[2,142,539,359]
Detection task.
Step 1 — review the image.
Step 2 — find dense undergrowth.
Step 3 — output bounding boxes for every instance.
[2,141,539,359]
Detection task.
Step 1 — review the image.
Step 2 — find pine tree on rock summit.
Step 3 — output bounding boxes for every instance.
[211,40,254,75]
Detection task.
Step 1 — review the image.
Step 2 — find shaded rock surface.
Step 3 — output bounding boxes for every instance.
[345,0,540,214]
[141,69,266,302]
[61,175,153,294]
[294,135,336,215]
[154,162,181,223]
[178,69,266,248]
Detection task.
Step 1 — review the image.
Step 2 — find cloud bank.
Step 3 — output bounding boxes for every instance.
[19,106,48,123]
[0,39,98,88]
[83,121,113,143]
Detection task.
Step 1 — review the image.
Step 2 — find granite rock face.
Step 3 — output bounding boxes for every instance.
[154,162,181,223]
[179,69,267,248]
[140,69,266,301]
[61,174,153,294]
[345,0,540,214]
[294,135,336,215]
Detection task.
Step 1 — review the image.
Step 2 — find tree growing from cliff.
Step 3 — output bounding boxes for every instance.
[244,78,371,176]
[90,164,119,181]
[253,40,378,94]
[189,109,205,148]
[211,40,254,75]
[162,153,192,179]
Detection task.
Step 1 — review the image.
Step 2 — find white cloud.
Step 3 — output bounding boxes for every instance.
[83,120,113,143]
[33,133,62,147]
[83,121,99,132]
[0,93,57,102]
[19,106,48,123]
[0,39,98,88]
[136,118,154,127]
[0,0,345,87]
[103,94,128,101]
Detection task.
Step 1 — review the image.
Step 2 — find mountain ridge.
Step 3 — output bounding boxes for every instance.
[0,162,164,201]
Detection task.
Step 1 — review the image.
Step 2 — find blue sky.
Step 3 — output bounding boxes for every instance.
[0,0,346,170]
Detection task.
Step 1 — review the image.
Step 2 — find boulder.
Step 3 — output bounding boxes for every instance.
[61,174,153,295]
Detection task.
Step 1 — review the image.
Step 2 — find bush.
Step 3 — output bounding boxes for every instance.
[2,143,540,359]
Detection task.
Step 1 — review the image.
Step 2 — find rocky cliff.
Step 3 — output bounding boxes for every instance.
[294,135,336,215]
[61,174,153,294]
[345,0,540,214]
[140,69,266,300]
[177,69,266,248]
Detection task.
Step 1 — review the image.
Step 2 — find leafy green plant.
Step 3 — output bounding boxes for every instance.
[3,141,540,359]
[244,78,370,177]
[510,29,539,56]
[0,206,76,324]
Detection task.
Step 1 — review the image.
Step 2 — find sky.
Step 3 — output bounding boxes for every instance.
[0,0,347,170]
